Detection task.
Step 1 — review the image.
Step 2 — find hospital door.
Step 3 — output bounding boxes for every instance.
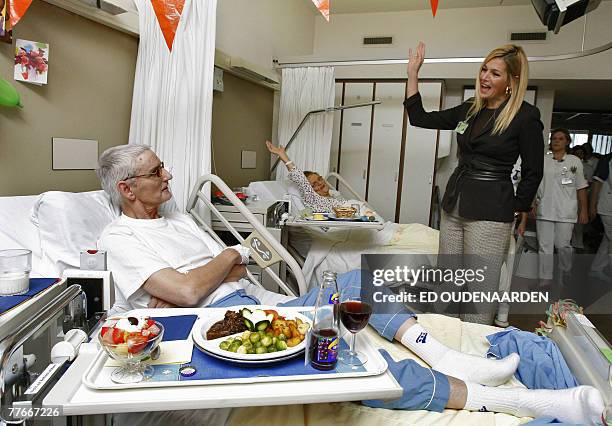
[332,80,443,225]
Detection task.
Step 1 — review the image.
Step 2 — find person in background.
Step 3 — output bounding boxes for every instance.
[589,153,612,281]
[265,140,348,213]
[404,42,544,325]
[520,129,588,289]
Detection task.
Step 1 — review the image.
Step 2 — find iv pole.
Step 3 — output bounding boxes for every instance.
[269,100,381,177]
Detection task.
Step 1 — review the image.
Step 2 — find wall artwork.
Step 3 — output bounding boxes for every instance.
[14,39,49,85]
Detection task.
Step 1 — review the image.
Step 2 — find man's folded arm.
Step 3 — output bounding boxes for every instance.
[142,249,242,307]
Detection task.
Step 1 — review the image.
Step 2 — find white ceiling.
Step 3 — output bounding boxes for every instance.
[312,0,532,14]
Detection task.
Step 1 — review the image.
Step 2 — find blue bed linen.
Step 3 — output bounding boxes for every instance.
[486,327,579,390]
[0,278,58,315]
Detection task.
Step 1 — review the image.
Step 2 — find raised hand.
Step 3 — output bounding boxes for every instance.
[265,140,290,163]
[407,42,426,78]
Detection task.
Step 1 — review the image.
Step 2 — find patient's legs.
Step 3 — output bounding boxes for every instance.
[364,351,604,424]
[281,270,519,386]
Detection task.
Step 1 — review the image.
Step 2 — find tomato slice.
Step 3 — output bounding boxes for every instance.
[264,310,279,322]
[101,326,110,337]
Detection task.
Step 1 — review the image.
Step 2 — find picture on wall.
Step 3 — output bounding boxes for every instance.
[14,39,49,85]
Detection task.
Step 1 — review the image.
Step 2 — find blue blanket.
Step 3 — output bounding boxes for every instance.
[487,327,579,390]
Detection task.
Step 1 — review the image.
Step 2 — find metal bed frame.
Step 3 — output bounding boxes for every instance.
[185,173,308,297]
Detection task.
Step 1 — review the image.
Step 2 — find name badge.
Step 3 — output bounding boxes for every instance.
[455,121,468,134]
[561,177,573,185]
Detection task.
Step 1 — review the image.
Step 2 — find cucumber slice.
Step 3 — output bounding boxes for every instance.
[241,308,252,317]
[255,320,271,331]
[243,318,255,331]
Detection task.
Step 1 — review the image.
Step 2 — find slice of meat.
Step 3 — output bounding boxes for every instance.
[206,310,247,340]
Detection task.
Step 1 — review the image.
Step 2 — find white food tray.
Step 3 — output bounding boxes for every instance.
[82,308,388,390]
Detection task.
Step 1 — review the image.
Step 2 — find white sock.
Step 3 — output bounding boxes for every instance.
[400,323,519,386]
[464,383,605,425]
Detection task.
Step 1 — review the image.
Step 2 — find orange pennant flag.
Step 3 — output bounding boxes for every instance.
[311,0,329,22]
[430,0,439,17]
[8,0,34,29]
[151,0,185,51]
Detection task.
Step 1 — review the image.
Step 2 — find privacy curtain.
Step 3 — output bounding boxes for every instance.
[275,67,335,182]
[129,0,216,213]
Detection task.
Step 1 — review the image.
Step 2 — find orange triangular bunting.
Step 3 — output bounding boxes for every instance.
[9,0,34,29]
[430,0,439,17]
[151,0,185,51]
[311,0,329,22]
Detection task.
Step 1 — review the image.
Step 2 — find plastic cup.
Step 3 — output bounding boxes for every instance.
[0,249,32,296]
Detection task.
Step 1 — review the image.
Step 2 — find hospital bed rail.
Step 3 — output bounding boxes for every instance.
[186,174,308,297]
[325,172,366,204]
[0,284,84,424]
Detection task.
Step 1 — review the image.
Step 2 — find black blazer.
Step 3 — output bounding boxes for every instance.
[404,92,544,223]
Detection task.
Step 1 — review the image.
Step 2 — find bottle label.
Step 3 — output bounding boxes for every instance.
[328,292,339,305]
[313,335,338,363]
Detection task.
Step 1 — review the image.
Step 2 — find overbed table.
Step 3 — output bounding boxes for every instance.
[42,307,402,416]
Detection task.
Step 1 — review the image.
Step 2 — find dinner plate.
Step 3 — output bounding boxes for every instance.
[327,213,360,221]
[191,307,311,363]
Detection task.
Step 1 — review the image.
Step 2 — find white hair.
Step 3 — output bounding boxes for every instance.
[96,144,152,208]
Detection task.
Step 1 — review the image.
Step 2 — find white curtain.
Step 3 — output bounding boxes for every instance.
[129,0,216,213]
[276,67,335,182]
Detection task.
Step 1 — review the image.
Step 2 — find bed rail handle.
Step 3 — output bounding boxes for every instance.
[186,174,308,296]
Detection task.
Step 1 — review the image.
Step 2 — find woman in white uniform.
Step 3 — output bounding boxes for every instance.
[520,129,588,288]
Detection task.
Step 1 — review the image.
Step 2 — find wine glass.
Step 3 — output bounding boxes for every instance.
[338,295,372,367]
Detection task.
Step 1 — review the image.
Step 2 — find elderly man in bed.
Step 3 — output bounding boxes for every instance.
[96,144,604,425]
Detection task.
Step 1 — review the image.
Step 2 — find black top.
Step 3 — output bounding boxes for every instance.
[593,154,611,182]
[404,92,544,222]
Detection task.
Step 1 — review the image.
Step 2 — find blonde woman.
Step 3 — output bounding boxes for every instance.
[404,43,544,324]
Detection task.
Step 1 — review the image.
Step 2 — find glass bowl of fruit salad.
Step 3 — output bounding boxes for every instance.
[99,316,164,384]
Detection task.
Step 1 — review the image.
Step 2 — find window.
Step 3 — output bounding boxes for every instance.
[591,134,612,155]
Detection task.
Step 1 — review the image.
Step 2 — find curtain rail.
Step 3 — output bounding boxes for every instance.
[274,40,612,68]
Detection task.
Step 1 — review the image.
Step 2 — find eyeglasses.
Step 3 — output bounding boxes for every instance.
[123,162,166,181]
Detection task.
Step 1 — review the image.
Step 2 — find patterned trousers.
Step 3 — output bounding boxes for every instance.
[438,210,513,325]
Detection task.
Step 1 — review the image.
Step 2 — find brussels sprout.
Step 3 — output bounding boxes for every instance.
[228,342,241,353]
[237,345,248,354]
[255,346,267,354]
[249,333,261,343]
[275,340,288,351]
[277,333,287,342]
[261,336,273,347]
[241,331,251,341]
[242,341,253,350]
[272,337,278,346]
[247,348,255,354]
[267,346,278,353]
[219,341,231,351]
[254,341,262,348]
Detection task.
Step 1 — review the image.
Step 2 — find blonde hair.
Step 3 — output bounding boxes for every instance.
[467,44,529,135]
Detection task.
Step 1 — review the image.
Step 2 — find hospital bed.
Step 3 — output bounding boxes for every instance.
[0,176,603,425]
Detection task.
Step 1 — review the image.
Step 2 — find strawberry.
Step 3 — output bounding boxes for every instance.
[101,326,110,337]
[127,335,148,354]
[146,319,155,328]
[112,328,125,344]
[148,324,161,336]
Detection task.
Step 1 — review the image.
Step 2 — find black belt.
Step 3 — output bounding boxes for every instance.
[462,169,510,182]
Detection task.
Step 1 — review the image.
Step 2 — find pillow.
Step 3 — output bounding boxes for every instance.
[31,190,119,274]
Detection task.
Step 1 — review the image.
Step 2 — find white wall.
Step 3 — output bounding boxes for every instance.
[216,0,316,74]
[289,3,612,80]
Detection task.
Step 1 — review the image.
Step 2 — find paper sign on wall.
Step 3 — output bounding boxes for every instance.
[52,138,98,170]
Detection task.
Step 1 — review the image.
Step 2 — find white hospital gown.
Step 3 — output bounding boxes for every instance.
[288,166,347,213]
